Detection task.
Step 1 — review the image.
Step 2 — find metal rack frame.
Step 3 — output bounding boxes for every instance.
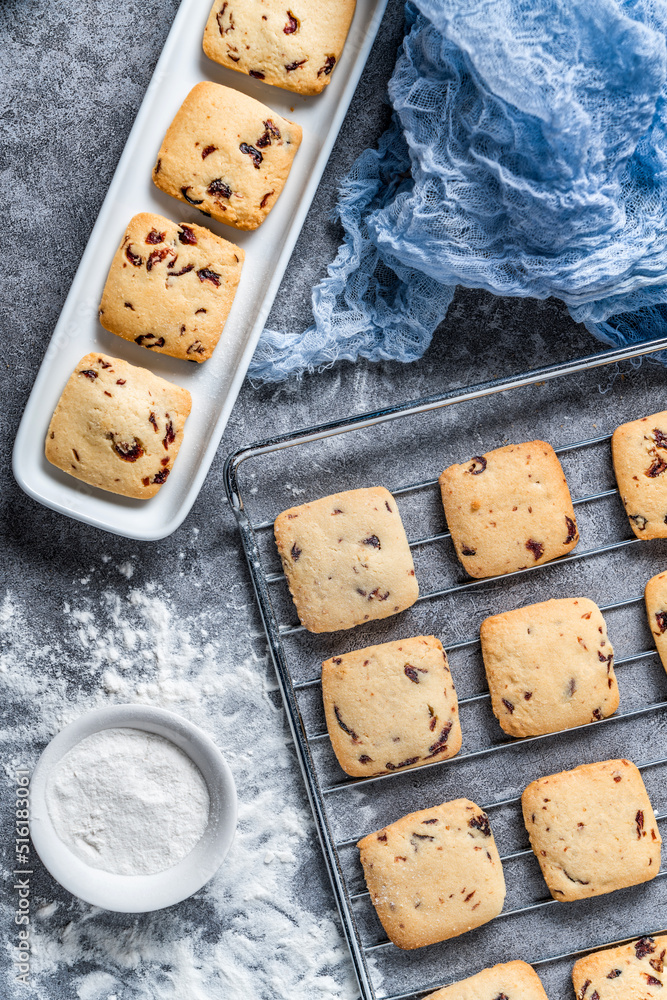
[224,336,667,1000]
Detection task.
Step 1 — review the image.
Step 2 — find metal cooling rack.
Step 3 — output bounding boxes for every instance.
[224,336,667,1000]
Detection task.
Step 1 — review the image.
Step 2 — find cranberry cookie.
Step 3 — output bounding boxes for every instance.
[203,0,356,95]
[274,487,419,633]
[522,759,661,902]
[98,213,243,363]
[612,411,667,539]
[357,799,506,949]
[645,569,667,673]
[152,82,302,230]
[480,597,618,737]
[322,635,461,777]
[439,440,579,578]
[424,961,549,1000]
[572,935,667,999]
[45,353,191,499]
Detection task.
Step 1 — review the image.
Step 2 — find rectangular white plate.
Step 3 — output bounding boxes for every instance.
[13,0,389,540]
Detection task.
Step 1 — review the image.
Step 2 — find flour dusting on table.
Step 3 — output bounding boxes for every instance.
[0,571,365,999]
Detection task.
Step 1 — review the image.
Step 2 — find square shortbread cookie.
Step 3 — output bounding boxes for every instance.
[98,213,244,363]
[480,597,619,737]
[612,411,667,539]
[45,353,192,499]
[274,487,419,633]
[322,635,462,777]
[357,799,506,950]
[522,759,661,902]
[438,440,579,578]
[152,82,302,230]
[424,961,549,1000]
[645,569,667,674]
[203,0,356,96]
[572,935,667,999]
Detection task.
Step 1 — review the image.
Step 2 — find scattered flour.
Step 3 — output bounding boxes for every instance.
[46,729,210,876]
[0,573,365,1000]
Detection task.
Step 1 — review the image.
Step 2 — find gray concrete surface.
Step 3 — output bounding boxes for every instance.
[2,3,667,999]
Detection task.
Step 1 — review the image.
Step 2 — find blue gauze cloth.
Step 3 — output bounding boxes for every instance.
[249,0,667,383]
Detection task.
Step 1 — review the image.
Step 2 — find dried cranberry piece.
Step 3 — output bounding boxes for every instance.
[636,938,656,959]
[647,455,667,477]
[385,757,419,770]
[427,722,452,756]
[207,178,232,199]
[358,754,373,764]
[334,705,359,742]
[181,187,204,205]
[563,869,590,884]
[163,420,175,450]
[467,455,487,474]
[202,145,217,159]
[146,247,175,271]
[525,538,544,560]
[377,832,387,841]
[592,708,602,720]
[461,544,476,556]
[240,142,263,168]
[178,226,197,246]
[79,369,98,380]
[187,341,206,356]
[125,245,143,266]
[116,379,126,385]
[135,334,165,349]
[636,809,645,838]
[154,158,162,174]
[656,611,667,633]
[217,2,233,33]
[72,449,80,462]
[145,229,165,244]
[502,698,515,713]
[149,412,158,433]
[197,268,221,287]
[152,468,170,485]
[404,665,420,684]
[290,542,301,561]
[285,58,307,72]
[361,535,381,548]
[630,513,648,530]
[654,428,667,448]
[646,976,662,987]
[284,10,299,33]
[248,69,265,79]
[318,55,336,77]
[256,119,281,147]
[565,515,577,543]
[468,812,492,837]
[606,969,622,978]
[124,302,134,310]
[170,264,195,277]
[110,437,144,462]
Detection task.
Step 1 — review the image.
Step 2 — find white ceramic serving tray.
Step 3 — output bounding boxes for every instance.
[13,0,388,540]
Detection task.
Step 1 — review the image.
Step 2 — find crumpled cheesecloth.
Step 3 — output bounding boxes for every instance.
[249,0,667,383]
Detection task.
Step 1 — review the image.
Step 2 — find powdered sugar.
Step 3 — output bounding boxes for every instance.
[0,567,361,999]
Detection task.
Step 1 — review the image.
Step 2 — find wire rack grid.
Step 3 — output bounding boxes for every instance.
[224,336,667,1000]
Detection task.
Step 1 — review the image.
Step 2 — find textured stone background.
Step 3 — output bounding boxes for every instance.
[2,2,667,999]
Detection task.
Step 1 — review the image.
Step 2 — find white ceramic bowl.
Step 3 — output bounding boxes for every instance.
[29,704,237,912]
